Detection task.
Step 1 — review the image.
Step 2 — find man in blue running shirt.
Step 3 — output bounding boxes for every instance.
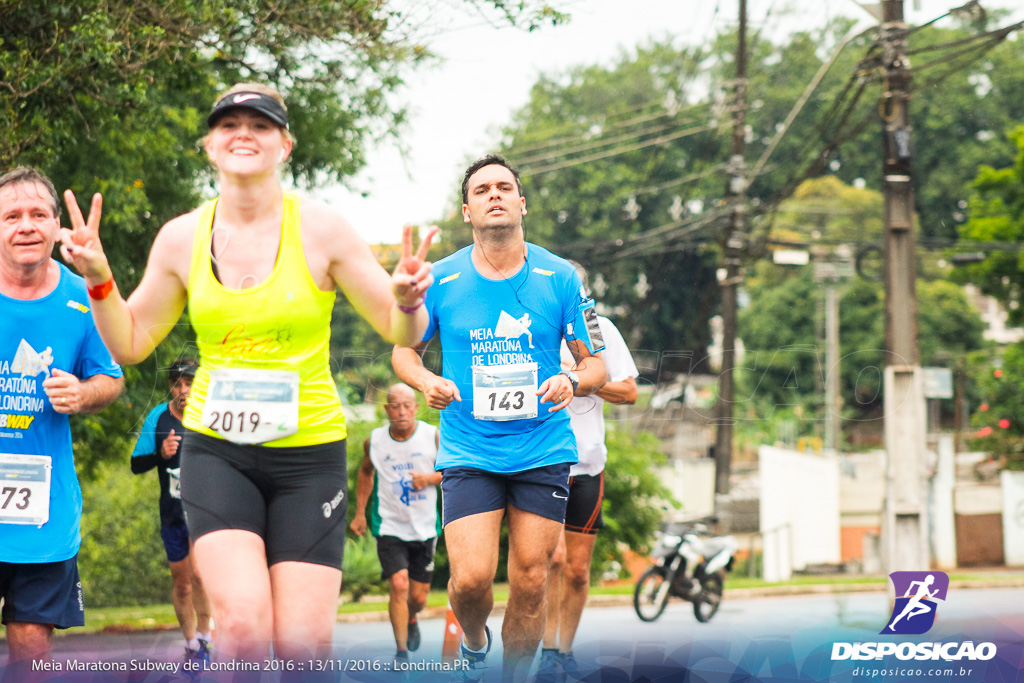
[130,358,213,668]
[0,167,123,668]
[392,155,607,679]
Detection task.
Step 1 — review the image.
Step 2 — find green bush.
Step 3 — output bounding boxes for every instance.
[593,427,677,578]
[78,460,171,607]
[341,534,387,602]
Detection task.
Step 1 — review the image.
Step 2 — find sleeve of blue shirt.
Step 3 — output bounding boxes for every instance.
[422,284,439,343]
[71,316,123,381]
[130,404,166,474]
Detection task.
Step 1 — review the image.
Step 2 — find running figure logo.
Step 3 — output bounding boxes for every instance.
[392,477,415,506]
[12,339,53,378]
[882,571,949,635]
[495,310,534,349]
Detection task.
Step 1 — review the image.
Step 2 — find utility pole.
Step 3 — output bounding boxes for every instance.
[879,0,929,573]
[824,278,841,453]
[714,0,747,511]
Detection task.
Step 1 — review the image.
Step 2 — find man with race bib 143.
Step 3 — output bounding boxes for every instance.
[392,155,608,680]
[350,383,441,666]
[130,357,214,669]
[0,167,123,668]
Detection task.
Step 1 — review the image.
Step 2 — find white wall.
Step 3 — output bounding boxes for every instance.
[759,445,841,581]
[661,458,716,519]
[1001,471,1024,566]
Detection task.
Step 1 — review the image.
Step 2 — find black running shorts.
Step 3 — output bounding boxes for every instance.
[563,472,604,535]
[180,430,348,568]
[375,535,437,583]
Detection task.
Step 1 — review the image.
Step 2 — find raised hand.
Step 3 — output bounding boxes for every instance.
[162,429,182,459]
[59,190,111,282]
[391,224,439,307]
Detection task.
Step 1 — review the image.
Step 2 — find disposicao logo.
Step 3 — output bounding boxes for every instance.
[831,570,997,663]
[883,571,949,635]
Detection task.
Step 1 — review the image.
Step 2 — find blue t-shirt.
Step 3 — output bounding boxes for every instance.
[0,263,123,563]
[423,243,601,473]
[131,403,187,527]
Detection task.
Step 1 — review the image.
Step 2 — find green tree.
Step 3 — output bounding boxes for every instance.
[953,126,1024,322]
[740,179,984,426]
[79,461,169,607]
[433,14,1024,376]
[0,0,562,478]
[593,427,676,577]
[968,343,1024,471]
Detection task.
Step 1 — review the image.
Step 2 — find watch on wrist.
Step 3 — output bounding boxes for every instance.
[560,369,580,394]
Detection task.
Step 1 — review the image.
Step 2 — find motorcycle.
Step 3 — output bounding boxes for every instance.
[633,518,738,623]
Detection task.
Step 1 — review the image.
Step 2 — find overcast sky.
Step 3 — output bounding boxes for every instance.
[310,0,1021,245]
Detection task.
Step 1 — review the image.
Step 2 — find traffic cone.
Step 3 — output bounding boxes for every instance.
[440,600,463,662]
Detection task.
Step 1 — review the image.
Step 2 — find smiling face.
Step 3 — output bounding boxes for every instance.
[0,181,61,275]
[204,110,292,176]
[461,163,527,234]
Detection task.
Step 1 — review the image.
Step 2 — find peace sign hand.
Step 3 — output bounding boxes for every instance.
[392,223,439,307]
[59,190,112,282]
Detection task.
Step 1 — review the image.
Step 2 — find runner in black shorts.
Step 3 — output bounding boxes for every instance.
[539,263,639,681]
[351,384,441,664]
[563,473,604,535]
[60,83,436,662]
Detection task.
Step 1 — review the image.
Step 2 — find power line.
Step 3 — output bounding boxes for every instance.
[749,24,874,185]
[514,114,707,168]
[634,164,728,196]
[507,93,720,155]
[519,122,721,176]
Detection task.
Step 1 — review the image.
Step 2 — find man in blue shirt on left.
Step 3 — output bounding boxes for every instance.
[0,167,123,667]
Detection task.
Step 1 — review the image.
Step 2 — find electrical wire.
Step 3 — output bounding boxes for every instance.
[519,122,722,176]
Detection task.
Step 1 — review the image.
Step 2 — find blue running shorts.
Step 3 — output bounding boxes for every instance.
[0,554,85,629]
[441,463,571,526]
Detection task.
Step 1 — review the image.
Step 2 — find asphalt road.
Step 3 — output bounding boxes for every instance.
[5,586,1023,681]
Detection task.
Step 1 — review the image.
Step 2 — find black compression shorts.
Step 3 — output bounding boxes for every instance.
[180,430,348,568]
[564,472,604,535]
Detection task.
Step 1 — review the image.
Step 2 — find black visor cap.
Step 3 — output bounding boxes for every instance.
[168,362,198,380]
[207,91,289,129]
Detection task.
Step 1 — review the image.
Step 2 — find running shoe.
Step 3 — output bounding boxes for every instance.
[394,649,410,668]
[184,638,212,676]
[534,648,562,683]
[407,617,421,652]
[561,650,579,680]
[457,624,492,681]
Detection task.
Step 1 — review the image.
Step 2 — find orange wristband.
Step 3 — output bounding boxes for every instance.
[87,277,114,300]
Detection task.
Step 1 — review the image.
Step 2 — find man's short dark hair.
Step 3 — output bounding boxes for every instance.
[0,167,60,219]
[461,154,523,204]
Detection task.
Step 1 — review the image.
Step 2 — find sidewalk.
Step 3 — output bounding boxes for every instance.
[335,568,1024,623]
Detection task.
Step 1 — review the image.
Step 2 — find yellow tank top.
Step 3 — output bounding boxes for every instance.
[183,191,346,446]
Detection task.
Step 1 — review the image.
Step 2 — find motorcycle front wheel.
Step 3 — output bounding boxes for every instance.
[633,565,672,622]
[692,570,724,623]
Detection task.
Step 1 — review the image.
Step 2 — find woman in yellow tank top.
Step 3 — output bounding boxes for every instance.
[58,83,437,663]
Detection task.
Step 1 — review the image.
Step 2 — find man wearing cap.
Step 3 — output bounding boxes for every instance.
[130,357,213,667]
[0,166,123,667]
